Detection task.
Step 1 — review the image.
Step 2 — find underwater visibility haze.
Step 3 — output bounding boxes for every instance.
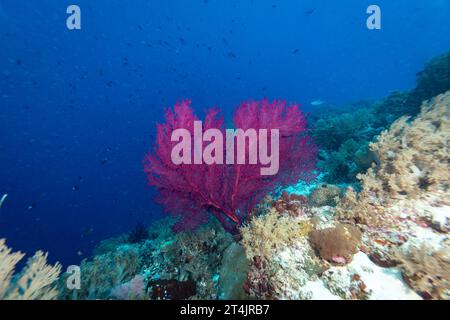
[0,0,449,301]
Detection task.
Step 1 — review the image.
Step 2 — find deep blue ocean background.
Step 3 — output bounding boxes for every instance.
[0,0,449,267]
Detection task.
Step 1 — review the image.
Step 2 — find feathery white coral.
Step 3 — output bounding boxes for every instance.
[0,238,61,300]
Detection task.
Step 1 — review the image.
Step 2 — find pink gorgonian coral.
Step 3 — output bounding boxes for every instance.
[111,275,146,300]
[144,99,317,233]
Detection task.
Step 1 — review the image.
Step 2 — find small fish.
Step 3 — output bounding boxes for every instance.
[305,8,316,15]
[101,158,108,165]
[311,100,326,106]
[228,52,237,59]
[77,250,83,256]
[82,228,94,238]
[0,194,8,208]
[72,185,80,191]
[28,203,36,210]
[292,49,300,54]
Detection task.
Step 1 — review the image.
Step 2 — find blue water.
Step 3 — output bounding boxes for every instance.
[0,0,449,266]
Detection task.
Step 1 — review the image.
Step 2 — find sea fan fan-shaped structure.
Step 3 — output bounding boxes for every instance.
[144,99,317,233]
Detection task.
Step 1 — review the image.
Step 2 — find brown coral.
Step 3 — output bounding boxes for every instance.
[395,245,450,300]
[309,223,362,264]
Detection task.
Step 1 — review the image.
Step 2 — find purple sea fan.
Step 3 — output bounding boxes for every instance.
[144,99,317,233]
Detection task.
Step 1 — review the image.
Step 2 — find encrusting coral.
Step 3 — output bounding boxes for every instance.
[0,239,61,300]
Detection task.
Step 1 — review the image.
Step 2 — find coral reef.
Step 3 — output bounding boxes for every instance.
[144,99,317,233]
[313,108,380,183]
[336,91,449,227]
[321,252,420,300]
[60,243,140,300]
[240,88,449,299]
[373,91,411,126]
[309,184,342,207]
[328,92,450,300]
[147,279,197,300]
[335,187,382,225]
[151,220,233,299]
[360,91,449,202]
[309,223,362,264]
[312,52,450,184]
[313,109,375,152]
[270,191,310,217]
[407,51,450,115]
[218,242,249,300]
[394,245,449,300]
[61,217,234,300]
[127,222,149,244]
[111,275,146,300]
[240,207,312,261]
[0,239,61,300]
[55,59,450,301]
[374,52,450,126]
[318,140,366,183]
[240,199,323,299]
